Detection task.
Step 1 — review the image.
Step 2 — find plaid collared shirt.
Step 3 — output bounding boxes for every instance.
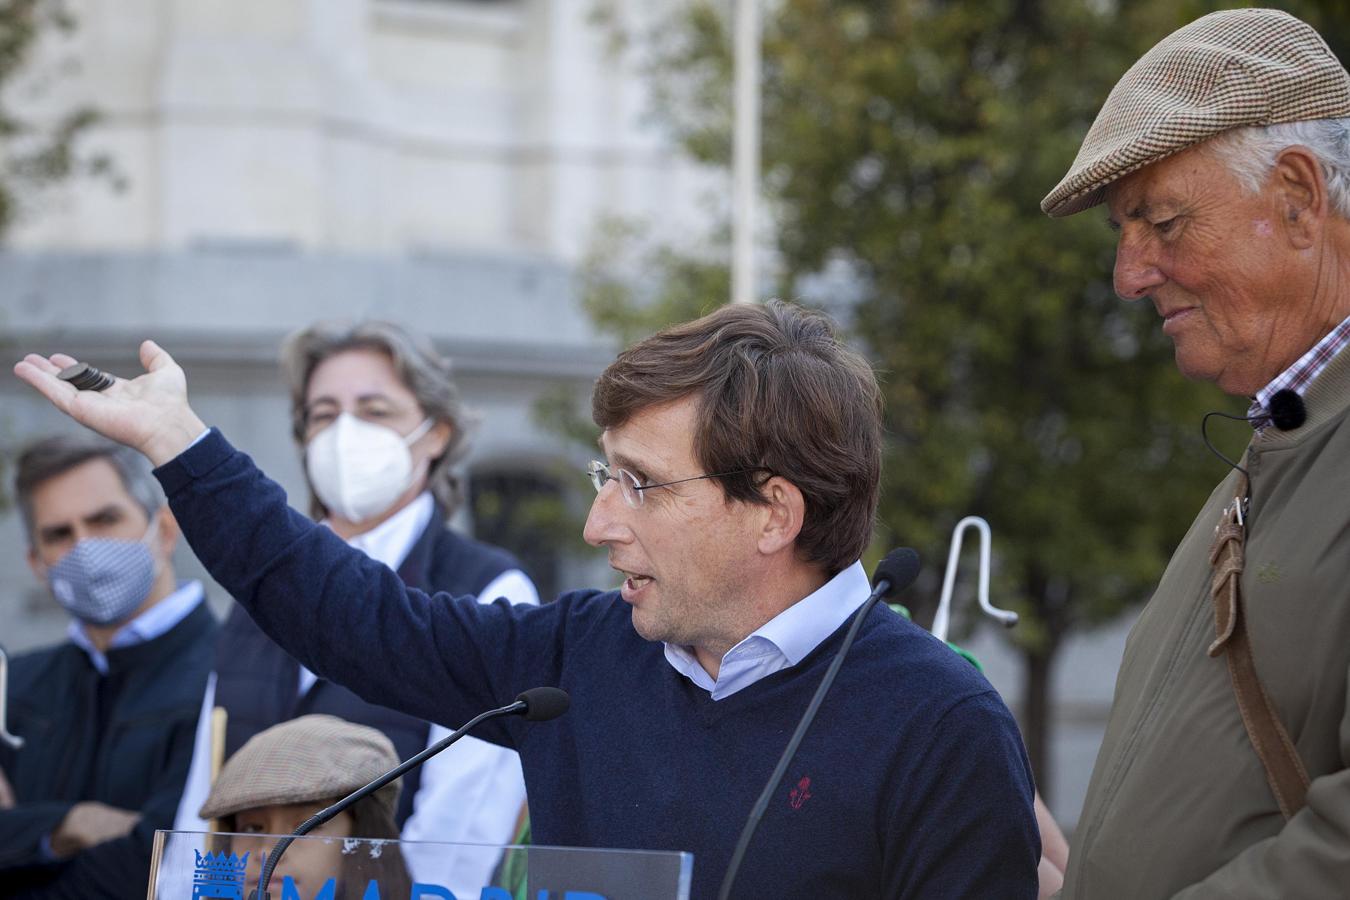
[1248,314,1350,432]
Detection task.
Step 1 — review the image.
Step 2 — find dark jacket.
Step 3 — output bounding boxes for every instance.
[212,513,522,826]
[0,599,216,899]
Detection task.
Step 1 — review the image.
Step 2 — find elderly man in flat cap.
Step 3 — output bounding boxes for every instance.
[1042,8,1350,899]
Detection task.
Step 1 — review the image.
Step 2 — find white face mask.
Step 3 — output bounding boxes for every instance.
[305,413,435,523]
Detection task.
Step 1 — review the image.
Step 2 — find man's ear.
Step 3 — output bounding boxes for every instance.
[756,476,805,556]
[1272,145,1327,250]
[155,506,181,558]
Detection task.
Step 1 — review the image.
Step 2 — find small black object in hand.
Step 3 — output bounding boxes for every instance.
[58,362,116,392]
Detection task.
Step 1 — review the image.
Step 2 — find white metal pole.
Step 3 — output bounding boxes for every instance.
[731,0,760,305]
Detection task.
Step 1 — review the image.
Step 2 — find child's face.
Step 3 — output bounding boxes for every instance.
[231,801,354,897]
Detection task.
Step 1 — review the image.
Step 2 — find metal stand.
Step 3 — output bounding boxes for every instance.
[932,516,1019,642]
[0,645,25,750]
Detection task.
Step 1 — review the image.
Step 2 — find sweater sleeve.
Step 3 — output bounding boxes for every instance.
[0,803,72,870]
[1169,664,1350,900]
[154,429,564,747]
[885,690,1040,899]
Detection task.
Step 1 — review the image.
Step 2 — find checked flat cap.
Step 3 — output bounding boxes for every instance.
[1042,8,1350,217]
[199,714,400,822]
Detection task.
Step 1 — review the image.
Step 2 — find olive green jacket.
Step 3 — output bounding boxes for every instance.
[1063,346,1350,899]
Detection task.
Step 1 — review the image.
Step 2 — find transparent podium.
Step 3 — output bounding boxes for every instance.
[148,831,692,900]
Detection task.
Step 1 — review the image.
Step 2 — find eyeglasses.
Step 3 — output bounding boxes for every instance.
[585,460,760,509]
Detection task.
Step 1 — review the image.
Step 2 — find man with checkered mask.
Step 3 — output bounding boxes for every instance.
[1043,9,1350,898]
[0,433,216,898]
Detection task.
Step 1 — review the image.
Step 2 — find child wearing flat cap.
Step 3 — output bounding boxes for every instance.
[199,715,412,900]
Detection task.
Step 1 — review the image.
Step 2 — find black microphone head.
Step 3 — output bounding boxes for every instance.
[1268,389,1306,430]
[870,548,921,599]
[516,687,570,722]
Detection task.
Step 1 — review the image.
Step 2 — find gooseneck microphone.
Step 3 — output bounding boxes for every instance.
[252,687,570,900]
[717,549,921,900]
[1201,388,1307,477]
[867,550,922,602]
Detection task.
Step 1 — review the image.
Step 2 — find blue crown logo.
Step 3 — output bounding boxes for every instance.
[191,849,249,900]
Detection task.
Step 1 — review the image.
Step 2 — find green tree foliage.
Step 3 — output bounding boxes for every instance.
[0,0,104,506]
[582,0,1350,790]
[0,0,108,234]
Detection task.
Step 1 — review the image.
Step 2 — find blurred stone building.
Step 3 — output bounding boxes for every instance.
[0,0,719,643]
[0,0,1128,830]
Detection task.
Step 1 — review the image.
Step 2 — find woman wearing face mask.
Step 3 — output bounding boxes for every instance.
[171,321,539,899]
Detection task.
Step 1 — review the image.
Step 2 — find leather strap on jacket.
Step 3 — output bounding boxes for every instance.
[1207,476,1310,818]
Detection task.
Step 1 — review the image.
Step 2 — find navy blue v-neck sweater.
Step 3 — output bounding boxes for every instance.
[156,431,1038,899]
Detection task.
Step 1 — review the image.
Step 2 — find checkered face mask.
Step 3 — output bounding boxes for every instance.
[46,516,159,626]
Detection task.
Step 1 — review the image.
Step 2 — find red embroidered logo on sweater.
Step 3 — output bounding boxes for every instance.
[789,776,813,809]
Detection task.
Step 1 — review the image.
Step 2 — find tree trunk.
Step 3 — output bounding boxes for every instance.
[1023,644,1058,802]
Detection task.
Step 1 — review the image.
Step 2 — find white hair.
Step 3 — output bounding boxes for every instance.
[1205,117,1350,219]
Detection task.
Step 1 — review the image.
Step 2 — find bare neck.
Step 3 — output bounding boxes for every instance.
[693,563,831,680]
[1288,232,1350,359]
[1227,237,1350,396]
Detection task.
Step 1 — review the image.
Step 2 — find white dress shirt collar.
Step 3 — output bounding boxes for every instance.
[1247,313,1350,431]
[663,560,871,700]
[338,491,435,571]
[68,579,205,676]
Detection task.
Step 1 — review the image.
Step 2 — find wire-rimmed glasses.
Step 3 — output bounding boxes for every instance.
[586,460,756,508]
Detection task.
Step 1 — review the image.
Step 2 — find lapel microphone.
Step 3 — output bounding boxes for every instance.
[1201,388,1306,476]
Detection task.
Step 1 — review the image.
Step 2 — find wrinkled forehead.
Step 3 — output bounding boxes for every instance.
[1103,142,1238,218]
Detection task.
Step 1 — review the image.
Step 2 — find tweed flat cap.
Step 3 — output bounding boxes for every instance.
[199,714,400,821]
[1042,8,1350,217]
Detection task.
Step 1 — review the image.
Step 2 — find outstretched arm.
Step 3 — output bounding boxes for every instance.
[15,343,565,743]
[13,342,206,464]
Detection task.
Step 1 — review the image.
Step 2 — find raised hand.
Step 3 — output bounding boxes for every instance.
[13,341,208,466]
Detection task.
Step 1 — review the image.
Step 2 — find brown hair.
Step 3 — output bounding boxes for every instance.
[280,320,473,519]
[14,432,163,545]
[592,300,881,575]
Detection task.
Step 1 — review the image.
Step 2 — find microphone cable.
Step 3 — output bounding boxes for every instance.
[716,548,920,900]
[1201,388,1306,478]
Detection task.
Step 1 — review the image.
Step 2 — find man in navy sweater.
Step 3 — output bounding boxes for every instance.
[14,301,1039,898]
